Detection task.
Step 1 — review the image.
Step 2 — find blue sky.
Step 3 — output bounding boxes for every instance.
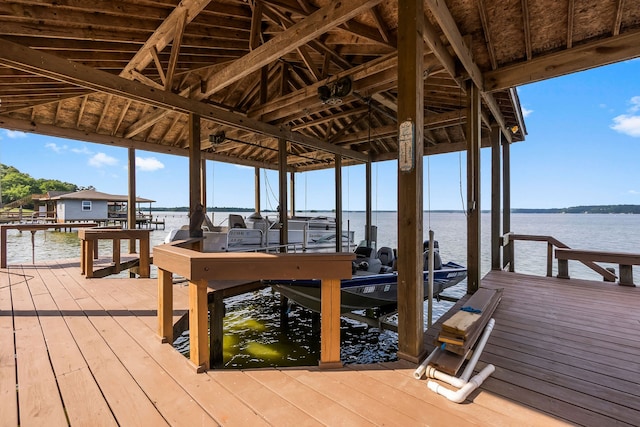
[1,58,639,210]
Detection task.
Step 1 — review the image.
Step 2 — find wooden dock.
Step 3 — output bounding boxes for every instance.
[1,261,638,426]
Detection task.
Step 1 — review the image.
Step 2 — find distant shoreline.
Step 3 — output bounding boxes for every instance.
[151,205,640,214]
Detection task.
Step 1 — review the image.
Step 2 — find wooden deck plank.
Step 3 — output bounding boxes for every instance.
[283,367,434,425]
[43,265,219,426]
[373,360,568,427]
[27,264,170,427]
[476,271,640,426]
[0,271,18,427]
[212,369,324,426]
[9,267,68,426]
[323,365,484,425]
[5,260,640,427]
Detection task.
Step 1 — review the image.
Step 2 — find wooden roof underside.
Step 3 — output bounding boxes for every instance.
[0,0,639,172]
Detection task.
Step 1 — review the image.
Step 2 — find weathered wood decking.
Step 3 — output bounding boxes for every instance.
[1,261,638,426]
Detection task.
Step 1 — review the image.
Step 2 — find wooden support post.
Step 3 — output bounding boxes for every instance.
[619,265,634,286]
[290,171,296,218]
[157,268,173,343]
[365,160,373,246]
[396,0,424,362]
[335,154,342,253]
[547,242,554,277]
[466,81,481,294]
[139,236,150,278]
[491,125,502,271]
[200,158,207,208]
[319,278,342,368]
[189,113,202,239]
[557,259,570,279]
[278,138,288,251]
[254,167,261,214]
[0,226,7,268]
[189,279,208,372]
[502,138,512,270]
[128,147,136,253]
[209,291,224,368]
[113,239,121,273]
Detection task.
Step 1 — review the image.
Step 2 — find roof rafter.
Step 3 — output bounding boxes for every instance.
[484,29,640,92]
[202,0,384,97]
[0,37,367,162]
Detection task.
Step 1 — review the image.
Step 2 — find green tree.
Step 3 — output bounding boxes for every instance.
[0,163,77,205]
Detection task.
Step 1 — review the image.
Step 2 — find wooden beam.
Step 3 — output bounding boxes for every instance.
[0,115,280,170]
[490,125,502,270]
[0,38,368,162]
[121,0,212,80]
[164,10,187,91]
[334,154,342,253]
[189,113,202,223]
[202,0,384,96]
[485,29,640,92]
[425,0,484,90]
[521,0,532,60]
[502,139,512,270]
[466,81,481,294]
[396,0,424,362]
[128,148,137,252]
[422,8,511,141]
[278,138,288,251]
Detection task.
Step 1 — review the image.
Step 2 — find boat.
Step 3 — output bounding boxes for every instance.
[266,240,467,313]
[165,212,356,253]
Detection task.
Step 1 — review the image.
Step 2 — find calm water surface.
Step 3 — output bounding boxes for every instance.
[5,212,639,367]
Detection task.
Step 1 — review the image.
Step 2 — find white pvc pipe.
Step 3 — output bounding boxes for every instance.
[460,318,495,382]
[427,364,495,403]
[413,345,440,379]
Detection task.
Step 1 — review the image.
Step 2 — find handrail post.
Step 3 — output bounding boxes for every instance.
[546,242,553,277]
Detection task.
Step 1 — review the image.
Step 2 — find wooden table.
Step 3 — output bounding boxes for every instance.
[78,228,151,278]
[153,243,354,372]
[0,222,97,268]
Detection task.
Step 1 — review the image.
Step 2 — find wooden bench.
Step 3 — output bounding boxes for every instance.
[555,248,640,286]
[78,228,150,278]
[153,243,354,372]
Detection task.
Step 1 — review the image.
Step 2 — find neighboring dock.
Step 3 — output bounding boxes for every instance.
[1,260,638,426]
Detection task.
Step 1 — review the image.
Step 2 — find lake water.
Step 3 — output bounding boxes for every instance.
[5,211,639,367]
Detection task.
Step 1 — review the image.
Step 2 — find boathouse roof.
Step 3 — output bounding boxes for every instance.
[39,189,155,204]
[0,1,639,171]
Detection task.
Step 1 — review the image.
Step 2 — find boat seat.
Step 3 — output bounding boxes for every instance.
[228,214,247,229]
[423,250,443,270]
[377,246,395,267]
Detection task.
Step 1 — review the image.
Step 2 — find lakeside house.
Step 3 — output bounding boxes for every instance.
[33,189,155,225]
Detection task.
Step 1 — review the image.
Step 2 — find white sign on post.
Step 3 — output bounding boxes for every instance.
[399,119,415,172]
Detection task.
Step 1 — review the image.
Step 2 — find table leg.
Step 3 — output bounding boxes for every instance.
[189,279,209,372]
[157,268,173,343]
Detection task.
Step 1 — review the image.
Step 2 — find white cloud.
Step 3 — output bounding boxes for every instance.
[71,145,92,155]
[610,96,640,137]
[4,130,27,139]
[611,114,640,137]
[521,107,533,118]
[45,142,65,153]
[89,152,118,168]
[136,156,165,172]
[629,190,640,195]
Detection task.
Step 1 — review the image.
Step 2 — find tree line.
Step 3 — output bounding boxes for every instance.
[0,164,81,207]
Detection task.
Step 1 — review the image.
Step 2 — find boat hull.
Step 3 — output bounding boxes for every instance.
[269,262,467,313]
